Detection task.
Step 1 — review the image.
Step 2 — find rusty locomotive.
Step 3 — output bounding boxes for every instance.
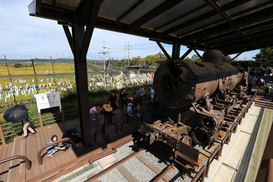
[139,50,249,167]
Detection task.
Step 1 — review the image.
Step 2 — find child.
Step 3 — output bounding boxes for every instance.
[47,135,66,157]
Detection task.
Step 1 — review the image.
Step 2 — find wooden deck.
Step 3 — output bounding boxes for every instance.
[0,105,145,182]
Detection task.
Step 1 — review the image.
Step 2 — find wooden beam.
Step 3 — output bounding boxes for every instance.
[34,6,74,23]
[62,26,74,55]
[180,47,193,60]
[72,24,92,147]
[178,1,273,39]
[203,0,232,24]
[80,0,103,60]
[154,3,207,31]
[128,0,183,31]
[193,49,202,59]
[231,52,243,60]
[180,6,273,44]
[155,41,171,59]
[117,0,145,22]
[172,39,181,60]
[75,0,95,24]
[160,11,217,37]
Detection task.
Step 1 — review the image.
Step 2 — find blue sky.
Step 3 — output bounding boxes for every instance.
[0,0,259,61]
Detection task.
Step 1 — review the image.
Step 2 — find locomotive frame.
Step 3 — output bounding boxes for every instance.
[136,50,255,178]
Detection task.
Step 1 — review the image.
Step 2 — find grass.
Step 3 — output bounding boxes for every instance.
[0,63,75,76]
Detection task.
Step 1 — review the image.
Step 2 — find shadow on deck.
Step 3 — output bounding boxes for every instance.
[0,102,151,182]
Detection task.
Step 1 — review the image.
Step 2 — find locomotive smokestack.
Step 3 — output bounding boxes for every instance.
[202,50,223,65]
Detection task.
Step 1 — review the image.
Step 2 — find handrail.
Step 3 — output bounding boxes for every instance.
[0,155,31,170]
[37,137,75,165]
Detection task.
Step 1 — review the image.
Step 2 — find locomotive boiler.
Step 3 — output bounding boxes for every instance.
[139,50,249,167]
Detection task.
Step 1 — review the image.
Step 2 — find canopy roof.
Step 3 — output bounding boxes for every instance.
[29,0,273,55]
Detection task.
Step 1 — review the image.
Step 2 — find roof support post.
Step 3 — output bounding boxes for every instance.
[71,24,93,147]
[179,47,193,60]
[231,52,243,61]
[62,0,102,147]
[193,49,202,60]
[155,41,171,59]
[172,39,180,60]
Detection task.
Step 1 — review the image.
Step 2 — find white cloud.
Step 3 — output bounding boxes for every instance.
[0,0,260,61]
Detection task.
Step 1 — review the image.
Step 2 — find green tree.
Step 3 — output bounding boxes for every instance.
[255,47,273,68]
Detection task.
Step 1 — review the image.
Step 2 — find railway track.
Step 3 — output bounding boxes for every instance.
[57,94,255,182]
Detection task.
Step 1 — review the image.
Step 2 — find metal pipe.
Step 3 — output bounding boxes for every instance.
[206,145,221,177]
[85,148,144,182]
[37,137,75,165]
[89,149,117,164]
[89,137,134,164]
[192,165,207,182]
[151,163,174,182]
[0,155,31,170]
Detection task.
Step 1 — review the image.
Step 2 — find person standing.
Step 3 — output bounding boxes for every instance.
[120,89,127,112]
[109,91,118,113]
[90,104,102,120]
[102,104,114,133]
[21,113,36,139]
[123,99,133,126]
[139,84,144,104]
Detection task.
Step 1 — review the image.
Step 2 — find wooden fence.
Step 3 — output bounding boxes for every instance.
[0,108,79,145]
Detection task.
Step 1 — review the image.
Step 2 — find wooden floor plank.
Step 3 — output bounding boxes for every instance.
[0,143,13,182]
[8,136,22,182]
[25,130,39,180]
[35,128,46,175]
[38,126,52,173]
[0,144,9,180]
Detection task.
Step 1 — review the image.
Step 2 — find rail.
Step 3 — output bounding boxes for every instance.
[37,137,75,165]
[85,148,144,182]
[0,155,31,170]
[151,163,174,182]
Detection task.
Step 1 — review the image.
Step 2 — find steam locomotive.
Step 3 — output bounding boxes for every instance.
[139,50,249,167]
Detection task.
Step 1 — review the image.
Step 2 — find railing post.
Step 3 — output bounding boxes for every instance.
[0,122,6,145]
[61,108,65,123]
[38,113,43,128]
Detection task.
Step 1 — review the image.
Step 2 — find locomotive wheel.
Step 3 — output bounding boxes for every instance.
[191,127,212,146]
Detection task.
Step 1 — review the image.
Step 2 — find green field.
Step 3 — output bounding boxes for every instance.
[0,63,76,76]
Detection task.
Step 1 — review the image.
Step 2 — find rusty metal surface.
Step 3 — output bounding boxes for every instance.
[0,155,31,170]
[151,163,174,182]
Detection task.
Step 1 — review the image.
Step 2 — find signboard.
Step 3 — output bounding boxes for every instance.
[34,92,61,113]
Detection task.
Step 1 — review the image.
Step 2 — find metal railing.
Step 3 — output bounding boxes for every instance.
[0,155,31,170]
[37,137,75,165]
